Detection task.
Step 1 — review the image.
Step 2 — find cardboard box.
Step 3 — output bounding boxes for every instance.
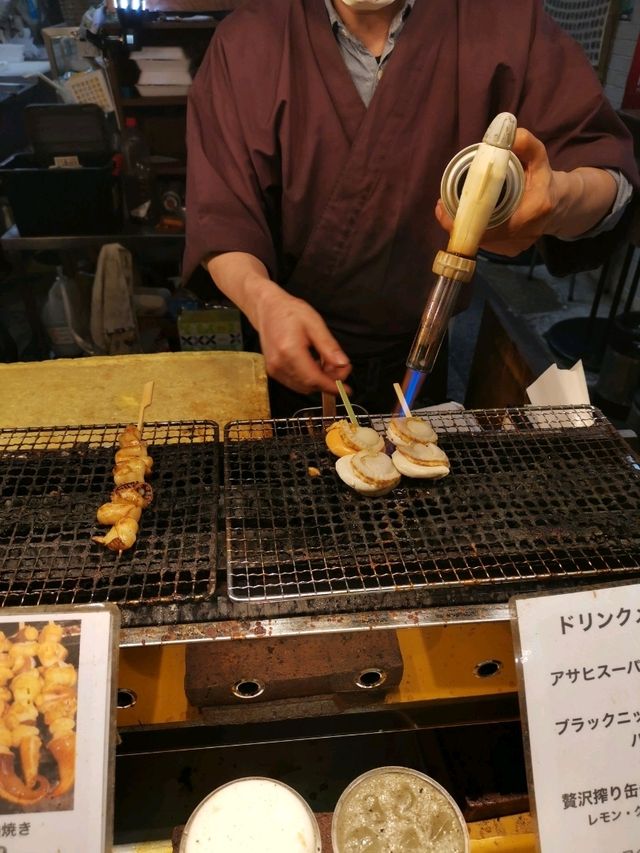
[178,306,243,351]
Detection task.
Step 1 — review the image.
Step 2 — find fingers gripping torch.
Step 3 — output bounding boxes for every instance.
[403,112,525,405]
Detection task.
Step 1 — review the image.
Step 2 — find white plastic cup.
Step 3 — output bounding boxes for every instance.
[332,766,470,853]
[179,776,322,853]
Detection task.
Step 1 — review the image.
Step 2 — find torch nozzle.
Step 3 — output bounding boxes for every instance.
[406,274,463,375]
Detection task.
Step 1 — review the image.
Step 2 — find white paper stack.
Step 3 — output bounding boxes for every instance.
[130,46,192,97]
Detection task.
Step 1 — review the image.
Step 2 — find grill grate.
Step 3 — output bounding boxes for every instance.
[225,406,640,602]
[0,421,219,619]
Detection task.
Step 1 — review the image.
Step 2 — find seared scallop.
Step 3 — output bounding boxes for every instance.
[326,420,385,458]
[386,416,437,448]
[336,450,401,496]
[392,442,450,479]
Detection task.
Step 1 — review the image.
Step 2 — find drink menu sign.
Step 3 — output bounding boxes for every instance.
[511,583,640,853]
[0,605,118,853]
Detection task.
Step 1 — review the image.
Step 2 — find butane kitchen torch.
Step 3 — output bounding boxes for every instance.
[404,112,525,398]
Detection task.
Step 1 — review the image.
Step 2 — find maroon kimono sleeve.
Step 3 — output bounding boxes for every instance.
[516,3,640,274]
[182,35,278,284]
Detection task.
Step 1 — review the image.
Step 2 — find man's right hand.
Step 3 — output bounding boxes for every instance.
[206,251,351,395]
[253,287,352,394]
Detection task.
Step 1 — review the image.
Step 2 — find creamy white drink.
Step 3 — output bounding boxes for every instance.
[180,777,321,853]
[332,767,469,853]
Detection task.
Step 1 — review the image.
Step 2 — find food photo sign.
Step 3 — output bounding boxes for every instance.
[0,605,118,853]
[512,582,640,853]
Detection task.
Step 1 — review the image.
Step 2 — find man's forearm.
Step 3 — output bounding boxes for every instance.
[547,167,618,239]
[204,251,284,330]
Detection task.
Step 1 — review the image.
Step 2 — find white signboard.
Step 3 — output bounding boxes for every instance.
[512,583,640,853]
[0,605,118,853]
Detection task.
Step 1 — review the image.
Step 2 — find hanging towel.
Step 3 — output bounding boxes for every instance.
[90,243,141,355]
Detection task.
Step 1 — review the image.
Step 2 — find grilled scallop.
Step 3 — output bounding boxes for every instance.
[336,450,401,496]
[391,442,450,479]
[326,420,385,458]
[386,416,437,448]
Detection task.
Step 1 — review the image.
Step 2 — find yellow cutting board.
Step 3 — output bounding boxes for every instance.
[0,351,270,429]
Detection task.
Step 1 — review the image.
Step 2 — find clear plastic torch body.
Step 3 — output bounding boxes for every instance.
[406,276,461,372]
[405,112,522,382]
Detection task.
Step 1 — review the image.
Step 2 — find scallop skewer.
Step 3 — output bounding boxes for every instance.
[389,384,450,479]
[325,381,385,457]
[386,383,438,447]
[393,382,412,419]
[331,381,400,496]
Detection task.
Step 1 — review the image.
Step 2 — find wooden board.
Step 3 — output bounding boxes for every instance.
[0,351,270,429]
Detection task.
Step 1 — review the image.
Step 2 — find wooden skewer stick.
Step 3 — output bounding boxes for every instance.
[322,391,337,419]
[393,382,412,418]
[335,380,358,425]
[320,359,337,419]
[136,381,154,435]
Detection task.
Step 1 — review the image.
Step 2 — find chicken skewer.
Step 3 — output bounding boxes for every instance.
[93,421,154,553]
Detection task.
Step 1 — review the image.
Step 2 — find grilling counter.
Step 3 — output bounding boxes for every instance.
[1,350,638,851]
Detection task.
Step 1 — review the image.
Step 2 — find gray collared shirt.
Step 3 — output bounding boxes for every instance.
[323,0,631,239]
[324,0,415,107]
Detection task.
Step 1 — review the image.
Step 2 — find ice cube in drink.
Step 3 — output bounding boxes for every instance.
[332,766,469,853]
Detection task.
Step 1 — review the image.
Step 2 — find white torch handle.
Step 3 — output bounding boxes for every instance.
[447,112,518,258]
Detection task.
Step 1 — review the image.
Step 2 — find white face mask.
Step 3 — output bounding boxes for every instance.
[339,0,397,9]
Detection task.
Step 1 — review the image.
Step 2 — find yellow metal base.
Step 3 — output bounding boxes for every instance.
[113,814,536,852]
[117,645,192,727]
[468,813,536,851]
[387,622,517,704]
[117,622,517,727]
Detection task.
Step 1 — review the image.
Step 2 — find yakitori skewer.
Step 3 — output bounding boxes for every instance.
[93,381,155,553]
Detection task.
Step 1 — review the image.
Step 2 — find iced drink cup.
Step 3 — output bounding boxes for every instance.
[332,766,469,853]
[180,777,322,853]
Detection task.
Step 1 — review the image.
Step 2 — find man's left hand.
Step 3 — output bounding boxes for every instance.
[434,128,617,256]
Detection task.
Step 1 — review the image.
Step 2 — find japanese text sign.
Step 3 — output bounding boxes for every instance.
[511,583,640,853]
[0,605,118,853]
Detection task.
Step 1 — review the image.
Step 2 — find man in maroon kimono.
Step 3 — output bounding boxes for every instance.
[184,0,638,414]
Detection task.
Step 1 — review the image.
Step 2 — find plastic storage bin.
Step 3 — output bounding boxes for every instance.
[0,103,121,236]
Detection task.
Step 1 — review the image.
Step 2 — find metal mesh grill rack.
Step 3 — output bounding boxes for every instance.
[224,406,640,603]
[0,421,219,624]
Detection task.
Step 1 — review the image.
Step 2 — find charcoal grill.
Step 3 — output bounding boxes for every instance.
[1,406,639,641]
[225,406,640,603]
[0,420,219,627]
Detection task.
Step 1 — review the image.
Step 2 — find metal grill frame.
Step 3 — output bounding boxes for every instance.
[0,420,220,627]
[224,406,640,604]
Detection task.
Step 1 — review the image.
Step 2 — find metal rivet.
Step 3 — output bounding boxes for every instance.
[355,668,387,689]
[232,679,265,699]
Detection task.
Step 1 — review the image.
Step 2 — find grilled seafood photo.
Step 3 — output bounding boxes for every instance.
[0,620,79,813]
